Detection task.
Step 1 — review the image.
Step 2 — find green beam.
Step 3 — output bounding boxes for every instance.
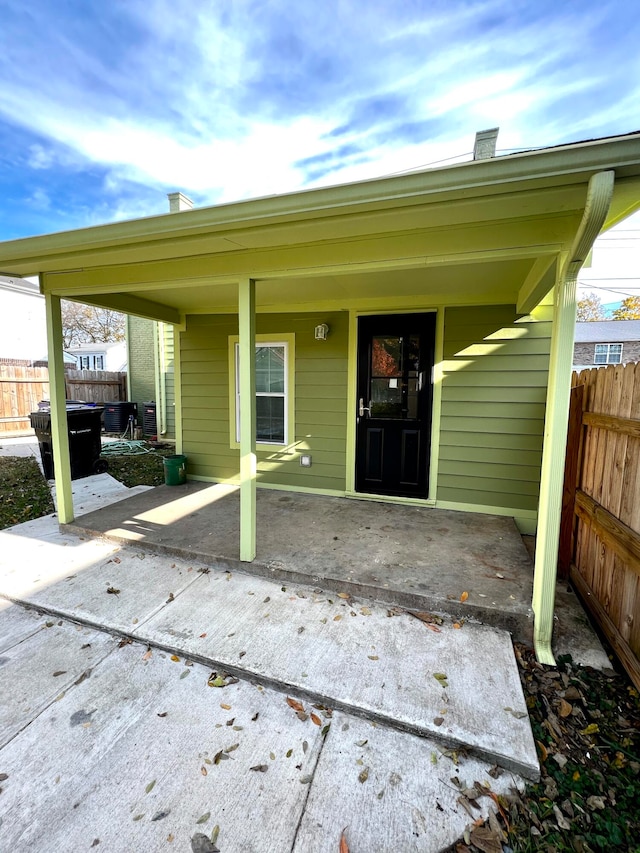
[69,293,182,325]
[44,291,74,523]
[238,278,256,561]
[517,256,557,314]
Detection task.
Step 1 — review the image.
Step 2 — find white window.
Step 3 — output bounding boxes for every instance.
[231,337,294,447]
[95,355,104,370]
[79,355,90,369]
[594,343,622,365]
[78,353,105,370]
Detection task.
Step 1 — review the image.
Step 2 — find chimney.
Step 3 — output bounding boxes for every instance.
[473,128,499,160]
[167,192,194,212]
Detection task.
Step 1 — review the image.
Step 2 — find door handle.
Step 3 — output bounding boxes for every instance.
[359,398,371,417]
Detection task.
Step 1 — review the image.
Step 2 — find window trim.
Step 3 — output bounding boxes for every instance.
[228,333,295,451]
[594,343,623,365]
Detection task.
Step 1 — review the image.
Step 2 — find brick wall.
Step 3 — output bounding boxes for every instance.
[573,340,640,366]
[127,316,156,407]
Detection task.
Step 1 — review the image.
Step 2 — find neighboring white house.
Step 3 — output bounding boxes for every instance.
[66,341,127,372]
[0,275,47,362]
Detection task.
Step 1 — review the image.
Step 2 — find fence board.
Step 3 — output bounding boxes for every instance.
[0,366,126,437]
[564,363,640,690]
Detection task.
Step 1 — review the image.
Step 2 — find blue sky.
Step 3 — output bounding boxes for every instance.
[1,0,639,250]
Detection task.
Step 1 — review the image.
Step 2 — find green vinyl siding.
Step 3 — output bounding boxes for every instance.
[181,311,348,490]
[437,304,552,513]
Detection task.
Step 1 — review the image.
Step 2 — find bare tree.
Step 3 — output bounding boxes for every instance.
[576,294,606,322]
[61,301,125,348]
[611,296,640,320]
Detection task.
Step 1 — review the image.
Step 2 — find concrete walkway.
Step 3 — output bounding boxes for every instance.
[0,478,540,852]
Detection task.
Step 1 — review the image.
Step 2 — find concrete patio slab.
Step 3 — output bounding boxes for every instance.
[293,711,523,853]
[0,622,523,853]
[0,608,115,748]
[67,483,535,639]
[0,598,45,652]
[134,567,538,778]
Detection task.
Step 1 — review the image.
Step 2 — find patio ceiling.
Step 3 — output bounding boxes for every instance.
[1,132,639,323]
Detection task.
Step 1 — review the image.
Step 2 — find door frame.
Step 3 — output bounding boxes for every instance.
[345,306,443,503]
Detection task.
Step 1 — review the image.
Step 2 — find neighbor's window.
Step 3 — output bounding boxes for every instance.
[234,342,289,444]
[594,343,623,365]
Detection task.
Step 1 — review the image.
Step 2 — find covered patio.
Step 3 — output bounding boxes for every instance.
[65,483,535,640]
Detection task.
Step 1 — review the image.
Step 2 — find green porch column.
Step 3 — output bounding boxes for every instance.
[238,277,256,561]
[531,272,575,664]
[44,291,74,523]
[532,170,614,665]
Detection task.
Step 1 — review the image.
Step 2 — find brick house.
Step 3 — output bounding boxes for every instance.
[573,319,640,369]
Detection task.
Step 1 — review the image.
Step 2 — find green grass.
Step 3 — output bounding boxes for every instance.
[0,456,54,530]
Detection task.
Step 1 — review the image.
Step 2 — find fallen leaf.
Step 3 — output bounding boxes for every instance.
[553,804,572,830]
[166,593,175,603]
[297,711,309,721]
[360,606,372,616]
[220,703,232,710]
[337,592,351,599]
[587,795,606,810]
[300,774,313,784]
[368,655,379,661]
[433,672,449,688]
[157,712,168,718]
[469,824,503,853]
[196,811,211,824]
[142,649,152,661]
[201,766,208,776]
[581,723,599,735]
[180,670,190,679]
[452,622,462,629]
[211,825,220,845]
[310,713,322,726]
[287,697,305,713]
[558,699,573,718]
[152,810,170,822]
[504,706,528,720]
[52,670,67,677]
[118,637,132,648]
[286,748,293,757]
[270,752,276,760]
[460,591,469,602]
[433,716,445,726]
[132,814,144,822]
[413,612,444,625]
[106,586,120,596]
[145,780,156,794]
[358,767,369,783]
[170,655,180,662]
[250,764,268,772]
[199,633,207,638]
[190,832,219,853]
[112,557,121,564]
[225,743,240,753]
[356,739,368,747]
[536,740,548,762]
[340,830,349,853]
[333,615,342,621]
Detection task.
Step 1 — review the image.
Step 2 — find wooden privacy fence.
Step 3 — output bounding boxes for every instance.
[0,366,127,437]
[0,365,49,436]
[559,362,640,690]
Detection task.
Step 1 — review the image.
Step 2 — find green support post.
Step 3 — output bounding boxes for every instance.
[238,277,256,561]
[44,290,74,523]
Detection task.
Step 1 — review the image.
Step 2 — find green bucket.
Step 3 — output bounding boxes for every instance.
[163,454,187,486]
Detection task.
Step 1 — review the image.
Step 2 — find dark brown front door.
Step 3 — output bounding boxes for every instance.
[355,313,435,498]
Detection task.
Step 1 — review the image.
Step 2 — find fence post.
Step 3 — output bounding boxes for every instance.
[558,383,584,579]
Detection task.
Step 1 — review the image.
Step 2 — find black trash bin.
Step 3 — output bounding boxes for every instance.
[30,407,106,480]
